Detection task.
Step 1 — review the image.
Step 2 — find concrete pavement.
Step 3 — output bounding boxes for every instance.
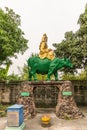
[1,107,87,130]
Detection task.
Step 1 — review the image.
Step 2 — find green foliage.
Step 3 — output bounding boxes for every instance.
[76,4,87,70]
[53,4,87,75]
[62,73,77,80]
[0,61,11,80]
[17,64,28,80]
[0,7,28,80]
[7,73,21,81]
[0,104,12,117]
[77,70,87,80]
[62,69,87,80]
[0,72,22,81]
[0,7,28,65]
[36,74,47,80]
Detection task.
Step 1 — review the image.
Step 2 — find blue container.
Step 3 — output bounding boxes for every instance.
[7,104,24,127]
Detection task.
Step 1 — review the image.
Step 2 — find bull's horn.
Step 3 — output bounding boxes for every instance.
[69,55,72,59]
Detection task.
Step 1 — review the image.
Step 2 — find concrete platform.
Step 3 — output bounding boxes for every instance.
[0,107,87,130]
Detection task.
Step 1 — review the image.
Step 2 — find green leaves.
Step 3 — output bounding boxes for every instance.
[0,7,28,79]
[0,7,28,65]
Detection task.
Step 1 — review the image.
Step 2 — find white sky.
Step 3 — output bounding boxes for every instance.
[0,0,87,74]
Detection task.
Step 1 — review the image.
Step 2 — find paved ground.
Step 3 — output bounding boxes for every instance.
[1,107,87,130]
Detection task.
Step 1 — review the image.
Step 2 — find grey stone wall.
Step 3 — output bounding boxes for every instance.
[0,80,87,106]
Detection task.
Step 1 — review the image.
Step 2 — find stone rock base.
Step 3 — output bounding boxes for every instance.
[16,81,84,120]
[56,81,84,119]
[16,82,36,119]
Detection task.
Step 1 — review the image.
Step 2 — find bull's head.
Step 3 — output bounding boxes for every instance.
[64,57,73,68]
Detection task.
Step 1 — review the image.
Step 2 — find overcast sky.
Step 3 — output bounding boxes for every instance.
[0,0,87,74]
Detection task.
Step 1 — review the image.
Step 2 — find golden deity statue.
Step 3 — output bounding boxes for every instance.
[39,33,55,60]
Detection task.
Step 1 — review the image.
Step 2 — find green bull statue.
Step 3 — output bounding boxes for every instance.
[27,56,73,81]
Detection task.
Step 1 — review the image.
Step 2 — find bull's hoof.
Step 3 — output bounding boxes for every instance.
[28,79,32,81]
[46,78,50,81]
[34,79,38,81]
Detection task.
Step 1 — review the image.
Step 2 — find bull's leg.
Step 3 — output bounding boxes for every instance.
[33,72,37,81]
[46,71,52,81]
[31,64,38,81]
[54,71,58,80]
[28,71,32,81]
[31,71,37,81]
[46,75,50,81]
[28,70,37,81]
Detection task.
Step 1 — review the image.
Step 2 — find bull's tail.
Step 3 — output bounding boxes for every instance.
[27,58,30,66]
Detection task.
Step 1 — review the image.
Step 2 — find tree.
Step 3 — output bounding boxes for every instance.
[0,7,28,65]
[53,4,87,74]
[53,31,76,73]
[76,4,87,70]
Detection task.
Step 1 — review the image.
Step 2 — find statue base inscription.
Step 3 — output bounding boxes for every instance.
[7,111,19,126]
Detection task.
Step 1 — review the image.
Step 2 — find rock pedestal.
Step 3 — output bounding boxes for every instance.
[16,81,84,119]
[16,82,36,119]
[56,81,84,119]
